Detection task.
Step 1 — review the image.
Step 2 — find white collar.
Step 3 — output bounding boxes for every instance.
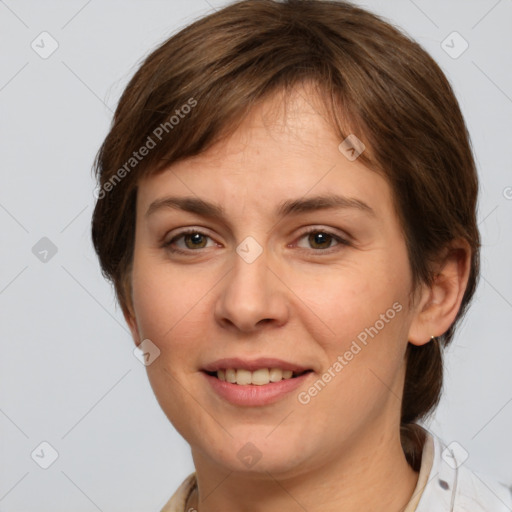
[416,430,512,511]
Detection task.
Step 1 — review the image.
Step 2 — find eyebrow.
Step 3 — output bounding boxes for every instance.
[145,194,375,219]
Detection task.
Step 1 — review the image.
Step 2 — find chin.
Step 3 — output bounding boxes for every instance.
[196,432,313,477]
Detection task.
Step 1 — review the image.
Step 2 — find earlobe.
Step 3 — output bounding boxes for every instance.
[407,239,471,346]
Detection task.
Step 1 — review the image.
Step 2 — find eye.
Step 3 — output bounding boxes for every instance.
[164,229,217,253]
[295,228,350,252]
[163,227,350,255]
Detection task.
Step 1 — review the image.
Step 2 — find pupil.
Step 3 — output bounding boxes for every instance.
[310,232,331,248]
[186,233,206,248]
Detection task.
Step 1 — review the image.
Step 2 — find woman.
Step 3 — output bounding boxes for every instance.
[91,0,512,510]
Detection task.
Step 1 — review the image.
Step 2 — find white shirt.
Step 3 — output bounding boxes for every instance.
[160,430,512,511]
[413,431,512,511]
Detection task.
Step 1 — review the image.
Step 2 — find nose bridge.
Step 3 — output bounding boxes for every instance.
[215,237,288,331]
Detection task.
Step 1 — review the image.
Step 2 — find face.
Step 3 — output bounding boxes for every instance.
[126,87,423,477]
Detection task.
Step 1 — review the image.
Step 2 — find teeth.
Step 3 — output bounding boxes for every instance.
[216,368,296,385]
[236,369,252,385]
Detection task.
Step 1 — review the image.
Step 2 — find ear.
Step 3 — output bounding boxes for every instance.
[407,239,472,346]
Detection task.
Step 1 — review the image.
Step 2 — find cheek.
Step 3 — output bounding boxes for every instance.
[131,273,174,341]
[130,251,216,352]
[303,254,411,384]
[300,258,406,337]
[130,249,177,339]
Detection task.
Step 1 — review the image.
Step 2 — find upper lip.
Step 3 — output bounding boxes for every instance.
[202,357,311,373]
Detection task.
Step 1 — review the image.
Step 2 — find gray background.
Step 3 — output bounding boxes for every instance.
[0,0,511,511]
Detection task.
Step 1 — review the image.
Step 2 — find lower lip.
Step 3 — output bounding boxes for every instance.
[203,371,312,406]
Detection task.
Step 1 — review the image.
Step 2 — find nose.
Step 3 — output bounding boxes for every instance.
[214,246,289,333]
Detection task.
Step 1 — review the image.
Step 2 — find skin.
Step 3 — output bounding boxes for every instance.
[124,85,471,512]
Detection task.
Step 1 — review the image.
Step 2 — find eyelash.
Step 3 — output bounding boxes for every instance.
[163,227,350,255]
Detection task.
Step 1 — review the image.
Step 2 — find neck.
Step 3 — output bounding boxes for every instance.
[188,425,421,512]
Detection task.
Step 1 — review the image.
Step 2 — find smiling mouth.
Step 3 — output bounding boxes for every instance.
[204,368,313,386]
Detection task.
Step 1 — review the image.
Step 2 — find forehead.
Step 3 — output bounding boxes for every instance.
[136,87,392,221]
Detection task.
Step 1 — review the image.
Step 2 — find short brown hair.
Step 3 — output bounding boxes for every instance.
[91,0,480,469]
